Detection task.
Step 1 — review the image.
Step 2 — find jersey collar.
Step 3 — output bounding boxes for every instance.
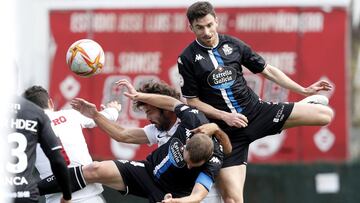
[195,33,220,50]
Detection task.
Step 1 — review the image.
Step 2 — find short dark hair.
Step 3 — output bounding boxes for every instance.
[134,80,181,109]
[23,86,49,109]
[186,133,214,163]
[186,1,216,25]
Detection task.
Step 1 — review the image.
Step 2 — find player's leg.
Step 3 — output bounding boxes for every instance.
[282,102,334,129]
[82,160,126,191]
[217,165,247,203]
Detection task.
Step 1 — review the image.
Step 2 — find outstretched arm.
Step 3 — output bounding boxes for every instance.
[187,97,248,128]
[71,98,149,144]
[162,183,208,203]
[115,79,182,111]
[191,123,232,155]
[261,64,332,96]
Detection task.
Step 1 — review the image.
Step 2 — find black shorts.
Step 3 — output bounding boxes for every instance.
[113,160,167,203]
[222,102,294,168]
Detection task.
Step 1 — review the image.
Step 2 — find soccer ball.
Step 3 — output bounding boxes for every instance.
[66,39,105,77]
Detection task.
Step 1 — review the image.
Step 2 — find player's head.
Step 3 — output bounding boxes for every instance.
[187,1,218,47]
[183,133,214,169]
[23,85,53,110]
[135,80,180,131]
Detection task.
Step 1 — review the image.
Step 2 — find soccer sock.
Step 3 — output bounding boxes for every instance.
[38,165,87,195]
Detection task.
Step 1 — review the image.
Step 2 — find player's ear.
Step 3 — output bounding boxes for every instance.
[189,23,194,32]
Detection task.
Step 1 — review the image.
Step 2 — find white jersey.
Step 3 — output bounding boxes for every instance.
[35,108,118,203]
[143,119,180,147]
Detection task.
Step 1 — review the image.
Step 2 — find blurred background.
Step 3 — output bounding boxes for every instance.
[2,0,360,202]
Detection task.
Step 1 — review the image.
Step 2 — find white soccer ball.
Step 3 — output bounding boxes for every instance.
[66,39,105,77]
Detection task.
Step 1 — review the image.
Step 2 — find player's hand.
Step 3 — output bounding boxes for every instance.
[191,123,219,136]
[161,193,173,203]
[303,80,332,96]
[71,98,98,118]
[60,197,71,203]
[222,112,248,128]
[101,100,122,112]
[115,79,139,100]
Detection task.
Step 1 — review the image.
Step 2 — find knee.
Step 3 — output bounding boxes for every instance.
[83,161,102,182]
[318,106,334,126]
[222,192,243,203]
[223,196,243,203]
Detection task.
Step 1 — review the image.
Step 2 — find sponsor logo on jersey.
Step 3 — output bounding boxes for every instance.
[207,66,237,89]
[168,138,185,168]
[194,54,205,62]
[222,44,233,55]
[189,109,199,114]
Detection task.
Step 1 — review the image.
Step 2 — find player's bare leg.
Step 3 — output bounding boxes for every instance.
[217,165,247,203]
[82,161,126,191]
[283,102,334,129]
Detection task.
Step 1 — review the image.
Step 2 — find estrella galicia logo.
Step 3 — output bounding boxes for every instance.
[207,66,237,89]
[168,138,186,168]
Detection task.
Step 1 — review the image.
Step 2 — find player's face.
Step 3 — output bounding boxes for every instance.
[183,149,206,169]
[143,105,172,131]
[190,14,219,47]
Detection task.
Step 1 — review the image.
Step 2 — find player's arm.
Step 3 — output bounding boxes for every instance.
[116,79,182,111]
[191,123,232,155]
[261,64,332,96]
[93,112,149,144]
[71,98,149,144]
[162,183,208,203]
[186,97,248,128]
[80,100,120,128]
[38,116,72,201]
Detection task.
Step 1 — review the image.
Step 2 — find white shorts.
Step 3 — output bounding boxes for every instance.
[201,184,223,203]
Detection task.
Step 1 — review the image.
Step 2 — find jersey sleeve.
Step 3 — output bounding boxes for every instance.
[143,124,158,145]
[79,107,119,128]
[236,39,266,74]
[174,104,209,130]
[196,137,224,191]
[177,55,199,98]
[38,112,63,153]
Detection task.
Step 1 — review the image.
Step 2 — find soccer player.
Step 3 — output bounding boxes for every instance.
[177,1,334,203]
[40,79,231,203]
[68,80,223,202]
[23,85,120,203]
[5,96,72,203]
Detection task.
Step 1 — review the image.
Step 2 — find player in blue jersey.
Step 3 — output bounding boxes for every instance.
[177,1,334,203]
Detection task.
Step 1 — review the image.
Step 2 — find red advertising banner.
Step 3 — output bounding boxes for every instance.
[49,7,348,163]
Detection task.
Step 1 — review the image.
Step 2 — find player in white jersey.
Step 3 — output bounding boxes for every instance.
[23,86,120,203]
